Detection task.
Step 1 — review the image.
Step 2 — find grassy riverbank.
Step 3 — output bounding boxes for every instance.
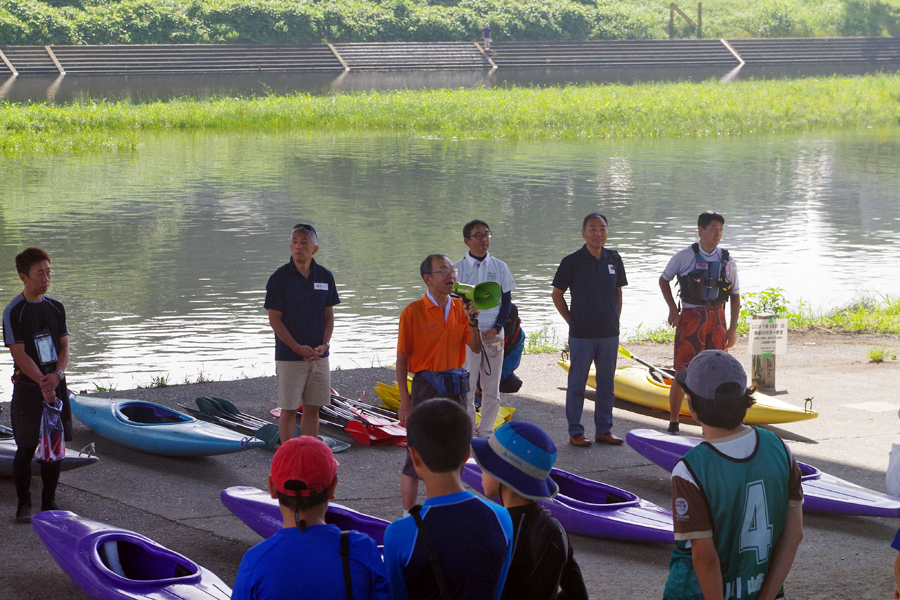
[1,0,898,45]
[625,292,900,345]
[3,74,900,152]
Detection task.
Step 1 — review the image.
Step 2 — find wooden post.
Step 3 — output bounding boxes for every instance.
[697,3,702,39]
[670,3,675,38]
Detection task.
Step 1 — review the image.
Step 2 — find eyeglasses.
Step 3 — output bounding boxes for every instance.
[431,268,458,277]
[293,223,317,234]
[467,232,491,241]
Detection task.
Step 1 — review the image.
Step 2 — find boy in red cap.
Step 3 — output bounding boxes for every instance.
[232,436,390,600]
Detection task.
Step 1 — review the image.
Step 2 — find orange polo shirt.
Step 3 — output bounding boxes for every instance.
[397,294,470,373]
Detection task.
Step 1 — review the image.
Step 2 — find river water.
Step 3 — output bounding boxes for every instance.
[1,128,899,394]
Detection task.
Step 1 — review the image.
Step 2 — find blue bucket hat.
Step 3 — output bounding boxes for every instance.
[470,421,559,502]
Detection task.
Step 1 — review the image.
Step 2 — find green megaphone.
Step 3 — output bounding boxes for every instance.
[451,281,502,310]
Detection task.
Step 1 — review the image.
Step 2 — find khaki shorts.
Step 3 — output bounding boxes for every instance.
[276,358,331,410]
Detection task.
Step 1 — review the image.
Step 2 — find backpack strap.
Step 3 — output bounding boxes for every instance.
[691,242,700,255]
[409,505,451,600]
[340,531,353,600]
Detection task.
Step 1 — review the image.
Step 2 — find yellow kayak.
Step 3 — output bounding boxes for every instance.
[558,360,817,425]
[374,380,515,430]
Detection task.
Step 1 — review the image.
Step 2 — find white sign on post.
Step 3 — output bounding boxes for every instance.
[749,318,788,356]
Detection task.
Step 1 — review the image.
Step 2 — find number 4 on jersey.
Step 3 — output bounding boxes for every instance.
[740,480,773,564]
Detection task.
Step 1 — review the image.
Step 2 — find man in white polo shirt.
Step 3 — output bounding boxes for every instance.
[454,220,517,438]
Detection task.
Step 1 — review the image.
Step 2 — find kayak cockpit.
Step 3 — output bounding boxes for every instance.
[116,402,194,425]
[94,534,200,583]
[548,469,640,509]
[798,462,821,482]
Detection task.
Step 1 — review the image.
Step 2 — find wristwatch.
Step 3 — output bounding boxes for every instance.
[324,341,331,348]
[55,369,65,380]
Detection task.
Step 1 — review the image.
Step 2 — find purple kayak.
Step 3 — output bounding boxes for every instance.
[221,486,390,546]
[31,510,231,600]
[461,459,673,544]
[626,428,900,518]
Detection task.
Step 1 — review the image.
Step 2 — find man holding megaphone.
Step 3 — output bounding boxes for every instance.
[396,254,482,513]
[454,219,517,439]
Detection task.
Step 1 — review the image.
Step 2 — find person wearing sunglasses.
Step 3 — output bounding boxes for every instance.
[265,223,340,444]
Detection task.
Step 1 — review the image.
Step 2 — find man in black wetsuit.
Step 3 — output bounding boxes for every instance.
[2,247,70,523]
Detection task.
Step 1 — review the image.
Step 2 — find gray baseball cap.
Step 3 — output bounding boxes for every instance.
[675,350,747,400]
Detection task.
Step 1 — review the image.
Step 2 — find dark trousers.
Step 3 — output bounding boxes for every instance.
[401,374,467,479]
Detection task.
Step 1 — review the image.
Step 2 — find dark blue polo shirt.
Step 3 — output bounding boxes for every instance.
[264,258,340,361]
[552,245,627,339]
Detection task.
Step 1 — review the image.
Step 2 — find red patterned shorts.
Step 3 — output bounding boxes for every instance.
[674,306,728,371]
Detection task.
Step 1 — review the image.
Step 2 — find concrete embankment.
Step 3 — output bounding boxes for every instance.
[2,37,899,76]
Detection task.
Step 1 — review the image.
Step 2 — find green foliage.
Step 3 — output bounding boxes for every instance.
[866,346,896,362]
[625,323,675,344]
[524,323,559,354]
[138,374,171,388]
[735,0,813,37]
[91,381,117,392]
[3,74,900,153]
[839,0,900,36]
[737,289,900,335]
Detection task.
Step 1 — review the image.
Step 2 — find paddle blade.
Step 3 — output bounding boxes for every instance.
[255,424,281,450]
[343,421,373,445]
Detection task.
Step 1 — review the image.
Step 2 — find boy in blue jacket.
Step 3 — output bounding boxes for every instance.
[383,398,513,600]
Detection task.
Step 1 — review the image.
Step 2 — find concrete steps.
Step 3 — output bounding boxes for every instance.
[332,42,489,70]
[489,40,738,68]
[1,44,343,75]
[727,37,900,64]
[2,38,899,77]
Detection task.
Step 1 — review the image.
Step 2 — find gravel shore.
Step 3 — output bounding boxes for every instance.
[2,331,899,599]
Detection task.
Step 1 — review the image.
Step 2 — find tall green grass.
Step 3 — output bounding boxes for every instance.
[3,74,900,153]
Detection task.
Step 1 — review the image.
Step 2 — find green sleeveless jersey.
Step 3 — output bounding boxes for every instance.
[663,428,791,600]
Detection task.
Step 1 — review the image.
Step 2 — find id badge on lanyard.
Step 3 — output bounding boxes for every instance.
[34,330,58,366]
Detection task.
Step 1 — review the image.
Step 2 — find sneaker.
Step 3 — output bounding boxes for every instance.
[15,504,32,524]
[666,422,680,435]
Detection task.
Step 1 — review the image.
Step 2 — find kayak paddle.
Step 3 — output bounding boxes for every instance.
[617,346,674,381]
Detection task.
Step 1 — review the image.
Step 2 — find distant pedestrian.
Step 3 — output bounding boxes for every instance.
[483,24,492,50]
[552,213,627,447]
[265,223,339,444]
[3,247,71,523]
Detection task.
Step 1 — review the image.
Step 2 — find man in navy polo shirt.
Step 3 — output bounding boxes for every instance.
[265,223,340,444]
[551,213,627,447]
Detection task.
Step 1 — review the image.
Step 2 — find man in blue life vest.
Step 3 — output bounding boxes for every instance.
[663,350,804,600]
[659,211,740,435]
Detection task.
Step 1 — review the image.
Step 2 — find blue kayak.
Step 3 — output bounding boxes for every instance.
[70,395,265,457]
